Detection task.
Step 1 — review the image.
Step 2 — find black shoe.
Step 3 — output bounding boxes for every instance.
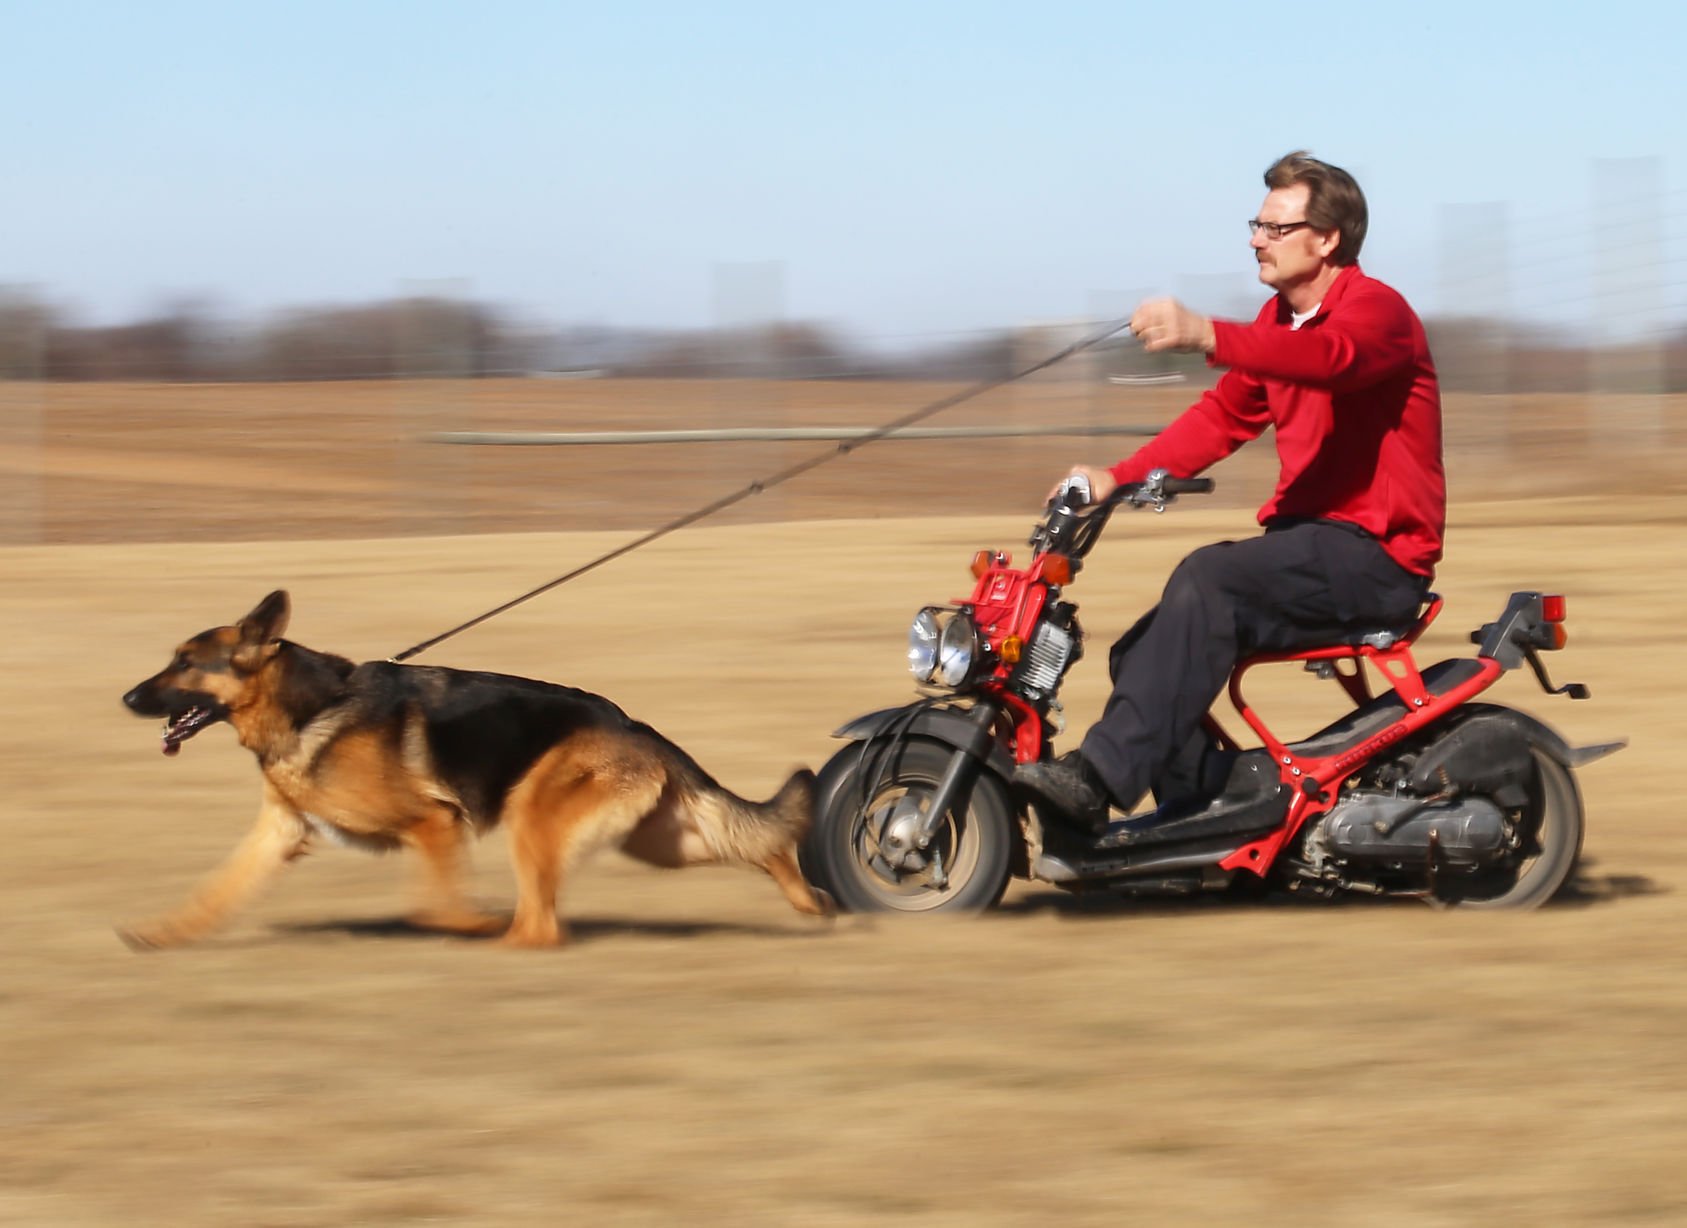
[1014,751,1113,832]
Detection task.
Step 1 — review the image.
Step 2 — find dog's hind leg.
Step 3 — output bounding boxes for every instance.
[499,737,664,949]
[119,781,310,950]
[401,806,502,937]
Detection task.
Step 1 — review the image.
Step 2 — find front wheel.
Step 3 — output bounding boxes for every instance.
[801,737,1016,913]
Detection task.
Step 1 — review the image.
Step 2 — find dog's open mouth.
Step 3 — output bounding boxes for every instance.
[161,706,216,755]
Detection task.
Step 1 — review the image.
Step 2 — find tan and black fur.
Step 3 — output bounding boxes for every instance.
[120,591,832,949]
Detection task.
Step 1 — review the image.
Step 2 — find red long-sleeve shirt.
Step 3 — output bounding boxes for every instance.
[1109,264,1445,576]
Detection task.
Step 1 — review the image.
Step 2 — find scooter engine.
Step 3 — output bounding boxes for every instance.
[1309,713,1538,872]
[1317,792,1512,867]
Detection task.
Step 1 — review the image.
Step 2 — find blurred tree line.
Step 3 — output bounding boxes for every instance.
[0,293,528,381]
[0,288,1683,390]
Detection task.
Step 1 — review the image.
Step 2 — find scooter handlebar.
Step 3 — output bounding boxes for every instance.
[1158,476,1214,496]
[1046,471,1214,514]
[1030,470,1215,560]
[1112,469,1215,508]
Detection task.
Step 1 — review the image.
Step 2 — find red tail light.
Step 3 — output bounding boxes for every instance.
[1542,595,1566,622]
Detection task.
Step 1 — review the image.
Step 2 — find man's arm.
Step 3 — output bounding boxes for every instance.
[1212,284,1418,390]
[1107,369,1271,487]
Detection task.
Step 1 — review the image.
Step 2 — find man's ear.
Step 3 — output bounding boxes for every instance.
[237,590,291,645]
[1316,229,1341,261]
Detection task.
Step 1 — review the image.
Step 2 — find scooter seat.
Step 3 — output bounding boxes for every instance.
[1256,593,1443,658]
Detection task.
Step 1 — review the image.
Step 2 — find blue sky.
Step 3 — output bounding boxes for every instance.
[4,1,1683,341]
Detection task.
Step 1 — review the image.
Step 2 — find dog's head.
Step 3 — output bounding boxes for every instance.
[123,590,291,755]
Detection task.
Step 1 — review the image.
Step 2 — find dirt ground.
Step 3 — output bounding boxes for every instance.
[2,379,1685,1225]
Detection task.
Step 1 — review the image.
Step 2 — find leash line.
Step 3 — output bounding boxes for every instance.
[389,316,1135,662]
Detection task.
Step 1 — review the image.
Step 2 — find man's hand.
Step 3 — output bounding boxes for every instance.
[1130,297,1216,355]
[1046,465,1118,507]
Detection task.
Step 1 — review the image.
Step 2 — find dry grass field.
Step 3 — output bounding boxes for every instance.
[2,378,1685,1225]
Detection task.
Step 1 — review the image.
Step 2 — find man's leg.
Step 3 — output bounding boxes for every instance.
[1079,538,1270,812]
[1023,524,1424,822]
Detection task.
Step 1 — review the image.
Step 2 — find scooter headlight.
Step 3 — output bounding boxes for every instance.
[908,608,940,682]
[937,611,981,688]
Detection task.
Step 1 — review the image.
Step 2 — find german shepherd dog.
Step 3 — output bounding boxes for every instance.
[119,591,833,949]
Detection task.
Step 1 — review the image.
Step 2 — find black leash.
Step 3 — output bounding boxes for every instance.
[389,316,1135,663]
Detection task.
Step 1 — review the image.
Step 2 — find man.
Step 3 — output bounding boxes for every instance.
[1014,150,1444,829]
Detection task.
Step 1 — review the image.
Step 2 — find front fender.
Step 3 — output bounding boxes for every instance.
[818,704,1019,828]
[829,703,1018,781]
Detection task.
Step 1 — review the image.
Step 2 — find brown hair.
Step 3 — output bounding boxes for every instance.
[1264,150,1367,265]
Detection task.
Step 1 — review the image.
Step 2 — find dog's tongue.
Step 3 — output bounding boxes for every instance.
[162,738,181,757]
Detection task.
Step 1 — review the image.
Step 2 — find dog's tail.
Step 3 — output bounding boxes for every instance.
[678,766,817,865]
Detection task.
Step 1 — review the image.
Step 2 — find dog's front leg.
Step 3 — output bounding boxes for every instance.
[402,805,503,937]
[119,782,310,951]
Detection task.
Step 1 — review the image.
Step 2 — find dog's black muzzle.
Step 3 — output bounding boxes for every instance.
[123,677,228,756]
[123,676,178,718]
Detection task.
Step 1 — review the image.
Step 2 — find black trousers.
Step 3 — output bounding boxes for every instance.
[1078,520,1429,811]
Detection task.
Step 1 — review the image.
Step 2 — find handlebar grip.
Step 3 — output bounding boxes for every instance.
[1160,476,1214,495]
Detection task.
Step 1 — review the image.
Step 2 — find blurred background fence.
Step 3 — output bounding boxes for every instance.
[1,157,1683,546]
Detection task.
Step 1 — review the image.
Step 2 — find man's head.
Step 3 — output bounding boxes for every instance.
[1250,151,1367,303]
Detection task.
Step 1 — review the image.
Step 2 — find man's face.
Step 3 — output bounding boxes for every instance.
[1251,183,1339,294]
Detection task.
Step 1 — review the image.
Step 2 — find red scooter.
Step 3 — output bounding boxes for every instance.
[800,471,1625,912]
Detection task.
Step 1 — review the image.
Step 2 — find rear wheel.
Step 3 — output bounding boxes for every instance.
[801,738,1015,914]
[1440,746,1584,910]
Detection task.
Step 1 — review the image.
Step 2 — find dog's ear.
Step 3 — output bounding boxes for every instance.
[238,590,291,645]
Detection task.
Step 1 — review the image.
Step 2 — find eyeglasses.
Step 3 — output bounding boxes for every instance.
[1248,218,1314,241]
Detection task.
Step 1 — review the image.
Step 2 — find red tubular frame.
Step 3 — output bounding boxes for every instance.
[1211,599,1504,875]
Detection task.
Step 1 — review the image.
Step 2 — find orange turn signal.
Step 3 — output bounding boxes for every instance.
[971,550,994,579]
[1040,555,1072,586]
[999,635,1023,664]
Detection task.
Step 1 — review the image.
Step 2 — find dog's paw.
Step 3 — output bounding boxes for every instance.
[811,887,838,920]
[116,921,187,952]
[496,923,567,950]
